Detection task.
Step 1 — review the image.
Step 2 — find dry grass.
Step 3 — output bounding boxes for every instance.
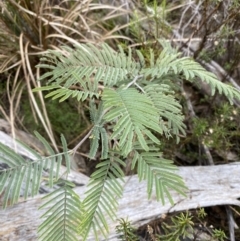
[0,0,132,149]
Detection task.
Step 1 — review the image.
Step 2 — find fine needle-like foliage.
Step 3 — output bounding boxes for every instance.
[115,218,138,241]
[1,40,240,241]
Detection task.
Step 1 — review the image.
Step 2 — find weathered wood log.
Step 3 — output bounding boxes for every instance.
[1,163,240,241]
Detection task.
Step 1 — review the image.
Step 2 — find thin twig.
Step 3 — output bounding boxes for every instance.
[72,127,93,156]
[226,206,236,241]
[124,75,145,93]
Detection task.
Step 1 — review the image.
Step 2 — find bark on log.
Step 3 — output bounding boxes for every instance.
[0,163,240,241]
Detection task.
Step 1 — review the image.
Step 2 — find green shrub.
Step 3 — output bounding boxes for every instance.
[0,40,240,240]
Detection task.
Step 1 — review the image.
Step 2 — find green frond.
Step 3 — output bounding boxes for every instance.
[144,84,186,142]
[103,88,162,156]
[100,128,109,160]
[80,153,125,240]
[34,41,240,105]
[38,183,81,241]
[89,127,100,159]
[34,85,100,102]
[141,41,240,104]
[89,125,109,160]
[169,56,240,103]
[184,63,240,103]
[131,144,187,205]
[34,132,65,188]
[0,143,42,208]
[0,133,71,208]
[89,101,108,159]
[140,48,180,78]
[35,43,140,102]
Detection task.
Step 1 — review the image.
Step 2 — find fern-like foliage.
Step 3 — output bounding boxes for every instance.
[35,40,240,105]
[140,41,240,104]
[89,101,108,159]
[38,182,81,241]
[1,40,240,241]
[131,142,186,205]
[80,152,125,240]
[144,84,185,142]
[36,85,100,102]
[0,133,70,208]
[102,87,162,156]
[34,44,140,101]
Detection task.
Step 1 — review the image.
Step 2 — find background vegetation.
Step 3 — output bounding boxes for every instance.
[0,0,240,240]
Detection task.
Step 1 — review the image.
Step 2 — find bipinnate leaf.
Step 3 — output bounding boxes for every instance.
[142,40,240,104]
[34,43,140,102]
[144,84,185,142]
[80,153,125,240]
[35,41,240,106]
[0,142,44,208]
[5,40,239,241]
[132,144,187,205]
[0,133,70,208]
[102,88,162,156]
[38,183,81,241]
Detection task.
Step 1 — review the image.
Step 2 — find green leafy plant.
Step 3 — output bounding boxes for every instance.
[116,218,138,241]
[191,102,240,162]
[0,132,70,208]
[212,228,227,241]
[38,181,82,241]
[145,209,226,241]
[159,211,194,241]
[1,40,240,240]
[197,207,208,219]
